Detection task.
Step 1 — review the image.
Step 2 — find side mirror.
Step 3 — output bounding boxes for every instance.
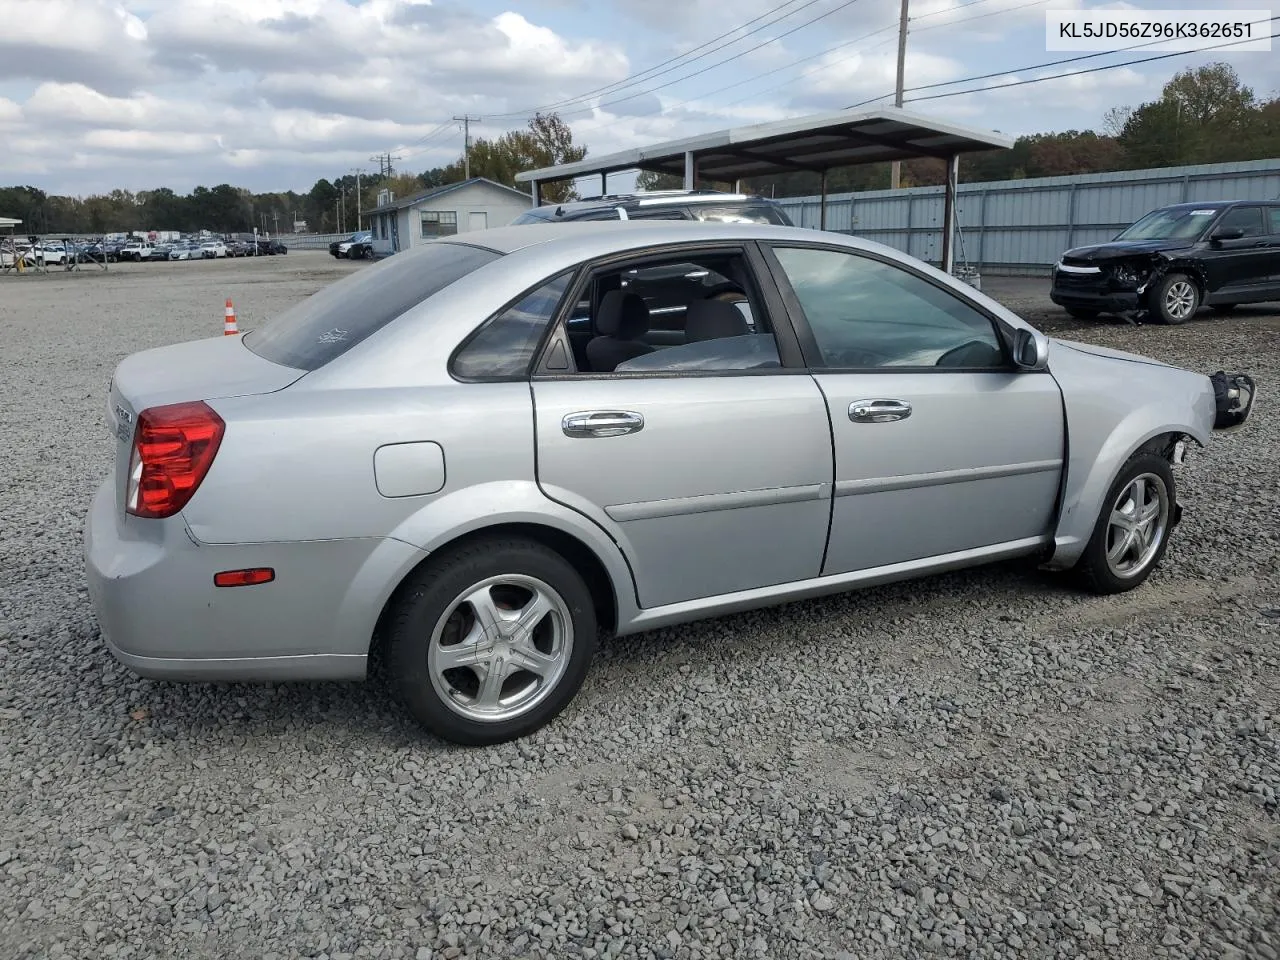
[1211,227,1245,242]
[1013,328,1048,370]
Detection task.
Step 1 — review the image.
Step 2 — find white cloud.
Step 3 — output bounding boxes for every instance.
[1,0,1277,196]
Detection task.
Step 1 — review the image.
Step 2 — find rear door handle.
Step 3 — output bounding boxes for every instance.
[849,399,912,423]
[562,410,645,438]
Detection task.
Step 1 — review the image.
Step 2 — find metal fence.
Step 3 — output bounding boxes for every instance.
[774,157,1280,276]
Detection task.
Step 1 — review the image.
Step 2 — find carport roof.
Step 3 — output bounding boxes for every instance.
[514,106,1014,185]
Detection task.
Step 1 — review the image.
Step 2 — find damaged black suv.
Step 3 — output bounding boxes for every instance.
[1050,200,1280,324]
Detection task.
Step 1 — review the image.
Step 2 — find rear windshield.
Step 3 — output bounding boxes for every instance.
[243,241,501,370]
[689,203,792,226]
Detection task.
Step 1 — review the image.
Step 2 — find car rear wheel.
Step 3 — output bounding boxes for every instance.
[387,537,597,745]
[1149,273,1199,325]
[1075,452,1176,594]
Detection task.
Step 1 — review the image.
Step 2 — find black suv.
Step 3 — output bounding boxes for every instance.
[1050,200,1280,324]
[510,190,795,226]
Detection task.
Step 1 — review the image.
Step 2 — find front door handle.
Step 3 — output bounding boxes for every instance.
[849,399,912,423]
[562,410,645,438]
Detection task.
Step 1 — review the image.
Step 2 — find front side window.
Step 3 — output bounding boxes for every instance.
[770,246,1006,370]
[243,242,501,371]
[1216,206,1265,238]
[421,210,458,238]
[452,273,573,379]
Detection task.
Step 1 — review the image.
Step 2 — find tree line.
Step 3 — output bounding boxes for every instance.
[3,62,1276,236]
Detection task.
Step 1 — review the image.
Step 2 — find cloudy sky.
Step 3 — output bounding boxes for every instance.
[1,0,1276,197]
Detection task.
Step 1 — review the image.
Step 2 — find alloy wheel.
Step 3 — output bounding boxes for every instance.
[427,574,573,723]
[1163,281,1197,321]
[1105,473,1170,579]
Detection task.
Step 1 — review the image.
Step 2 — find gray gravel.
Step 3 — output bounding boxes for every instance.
[1,254,1277,959]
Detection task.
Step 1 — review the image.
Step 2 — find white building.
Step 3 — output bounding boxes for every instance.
[367,178,532,256]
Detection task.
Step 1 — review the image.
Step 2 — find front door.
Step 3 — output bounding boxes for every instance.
[763,243,1066,575]
[531,245,833,609]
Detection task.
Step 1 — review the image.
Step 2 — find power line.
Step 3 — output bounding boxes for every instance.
[487,0,868,122]
[847,14,1279,109]
[495,0,824,119]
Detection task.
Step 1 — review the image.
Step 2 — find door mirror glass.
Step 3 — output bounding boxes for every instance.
[1211,226,1245,242]
[1013,328,1047,370]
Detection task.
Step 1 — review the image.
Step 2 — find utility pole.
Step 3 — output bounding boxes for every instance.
[272,211,279,236]
[891,0,909,191]
[453,116,480,179]
[369,152,403,178]
[351,168,364,228]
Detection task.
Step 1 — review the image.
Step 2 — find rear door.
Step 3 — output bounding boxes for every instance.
[761,241,1066,576]
[531,242,834,610]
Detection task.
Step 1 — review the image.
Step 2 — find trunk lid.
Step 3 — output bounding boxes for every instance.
[107,335,306,517]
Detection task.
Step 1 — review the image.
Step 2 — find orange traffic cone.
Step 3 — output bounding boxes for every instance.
[224,298,239,336]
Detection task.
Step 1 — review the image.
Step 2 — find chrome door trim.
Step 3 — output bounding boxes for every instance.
[833,459,1063,497]
[849,399,912,423]
[562,410,644,438]
[605,483,826,522]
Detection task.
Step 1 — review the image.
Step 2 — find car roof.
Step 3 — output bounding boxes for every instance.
[444,219,858,257]
[1155,200,1278,212]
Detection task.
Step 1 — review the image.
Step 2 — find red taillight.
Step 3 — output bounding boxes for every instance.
[126,401,225,519]
[214,568,274,588]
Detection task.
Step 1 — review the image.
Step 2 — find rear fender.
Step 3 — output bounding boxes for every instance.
[381,480,640,622]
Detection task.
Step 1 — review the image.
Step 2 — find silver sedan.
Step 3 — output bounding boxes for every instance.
[83,221,1256,745]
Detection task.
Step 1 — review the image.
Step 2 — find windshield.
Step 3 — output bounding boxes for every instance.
[243,241,501,370]
[1117,207,1221,241]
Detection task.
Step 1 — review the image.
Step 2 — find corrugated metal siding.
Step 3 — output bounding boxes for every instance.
[774,158,1280,275]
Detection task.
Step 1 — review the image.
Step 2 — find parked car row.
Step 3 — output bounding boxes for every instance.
[0,234,290,267]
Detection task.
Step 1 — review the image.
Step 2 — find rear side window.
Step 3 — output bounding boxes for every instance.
[1267,207,1280,235]
[243,242,500,370]
[452,273,573,379]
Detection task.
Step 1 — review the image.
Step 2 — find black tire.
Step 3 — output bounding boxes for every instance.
[1147,272,1200,325]
[1211,304,1238,314]
[1066,307,1099,320]
[387,537,598,745]
[1074,452,1176,595]
[363,246,375,261]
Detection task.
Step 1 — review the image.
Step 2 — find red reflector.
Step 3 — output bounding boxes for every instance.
[214,568,275,588]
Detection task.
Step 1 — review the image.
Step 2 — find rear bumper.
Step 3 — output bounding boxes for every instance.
[82,479,421,681]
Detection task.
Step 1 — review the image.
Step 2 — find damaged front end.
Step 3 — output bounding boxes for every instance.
[1211,371,1257,431]
[1049,253,1170,321]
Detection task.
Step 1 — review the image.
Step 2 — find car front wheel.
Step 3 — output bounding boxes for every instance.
[1149,273,1200,324]
[1075,452,1176,594]
[387,537,597,745]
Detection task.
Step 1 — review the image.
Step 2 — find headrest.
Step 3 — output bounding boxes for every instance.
[685,297,750,342]
[596,290,650,340]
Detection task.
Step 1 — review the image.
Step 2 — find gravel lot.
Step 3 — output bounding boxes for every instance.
[1,252,1277,960]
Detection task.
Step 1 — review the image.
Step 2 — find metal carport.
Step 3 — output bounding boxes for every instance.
[514,106,1013,274]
